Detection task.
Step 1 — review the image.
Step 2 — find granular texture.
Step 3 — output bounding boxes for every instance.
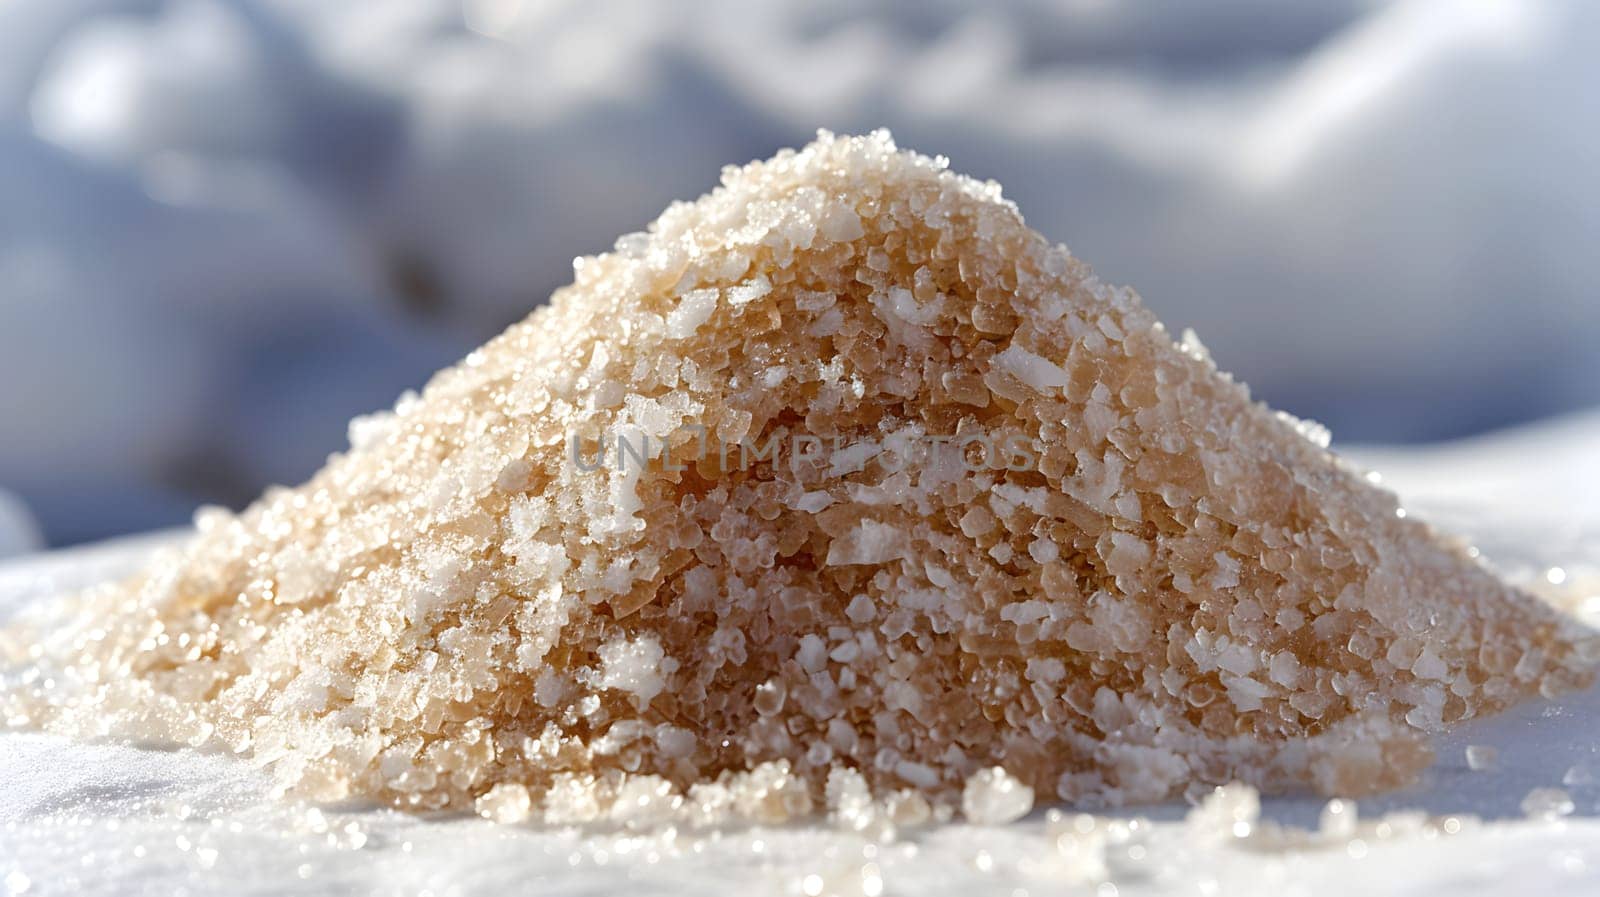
[2,131,1592,822]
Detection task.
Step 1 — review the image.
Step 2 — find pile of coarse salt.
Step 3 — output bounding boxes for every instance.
[2,132,1593,828]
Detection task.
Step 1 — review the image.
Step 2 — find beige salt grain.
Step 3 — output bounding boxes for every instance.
[1,131,1594,825]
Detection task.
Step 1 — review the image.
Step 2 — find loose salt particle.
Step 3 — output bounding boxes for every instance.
[1187,783,1260,840]
[1521,787,1575,820]
[1465,745,1497,772]
[961,767,1033,825]
[883,789,932,827]
[474,783,531,825]
[1318,798,1358,840]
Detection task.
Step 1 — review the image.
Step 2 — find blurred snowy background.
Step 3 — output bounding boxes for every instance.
[1,0,1597,550]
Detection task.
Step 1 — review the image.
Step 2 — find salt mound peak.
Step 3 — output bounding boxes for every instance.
[3,131,1592,822]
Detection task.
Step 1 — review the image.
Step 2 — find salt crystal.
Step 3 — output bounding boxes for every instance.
[883,789,932,827]
[1318,798,1358,840]
[1562,764,1595,787]
[845,595,876,623]
[1521,787,1575,820]
[474,783,531,825]
[598,634,670,704]
[961,767,1033,825]
[796,635,828,673]
[825,519,907,566]
[825,766,876,831]
[1464,745,1497,772]
[666,288,719,338]
[993,344,1069,392]
[726,275,772,307]
[1186,783,1260,840]
[820,202,866,242]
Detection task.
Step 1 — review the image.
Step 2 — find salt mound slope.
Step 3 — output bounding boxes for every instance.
[3,132,1592,819]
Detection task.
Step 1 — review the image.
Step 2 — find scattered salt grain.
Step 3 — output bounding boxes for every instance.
[475,783,532,825]
[1465,745,1497,772]
[1186,783,1261,840]
[961,767,1033,825]
[1318,798,1358,840]
[1521,787,1575,820]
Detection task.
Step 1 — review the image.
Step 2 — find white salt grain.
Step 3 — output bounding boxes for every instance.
[1318,798,1358,840]
[1187,783,1260,840]
[475,783,532,825]
[666,288,719,338]
[961,767,1033,825]
[1521,787,1575,820]
[1465,745,1497,772]
[1562,764,1595,787]
[993,344,1069,392]
[598,635,671,704]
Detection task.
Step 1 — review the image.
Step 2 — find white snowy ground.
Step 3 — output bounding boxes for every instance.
[2,414,1599,896]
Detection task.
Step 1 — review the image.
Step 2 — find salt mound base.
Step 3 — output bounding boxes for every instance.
[3,132,1592,824]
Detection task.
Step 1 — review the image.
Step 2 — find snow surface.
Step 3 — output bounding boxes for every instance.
[4,414,1600,896]
[3,0,1600,543]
